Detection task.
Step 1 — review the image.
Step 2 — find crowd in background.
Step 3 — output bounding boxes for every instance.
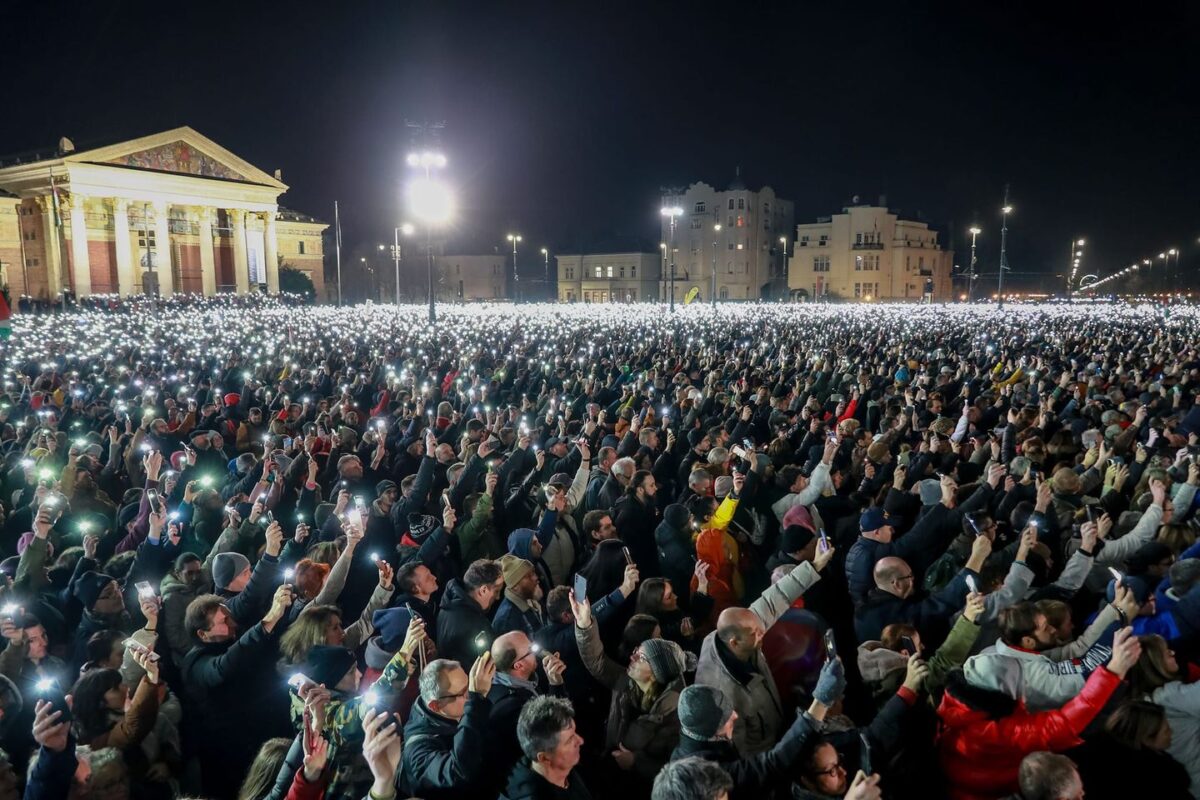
[0,298,1197,800]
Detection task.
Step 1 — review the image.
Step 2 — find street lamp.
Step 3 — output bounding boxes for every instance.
[389,223,416,305]
[660,206,683,312]
[540,247,549,295]
[967,227,981,302]
[405,152,453,324]
[1169,248,1179,294]
[507,234,522,301]
[997,189,1012,308]
[779,236,788,293]
[711,223,722,308]
[1067,238,1085,298]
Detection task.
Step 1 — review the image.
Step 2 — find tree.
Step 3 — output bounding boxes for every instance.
[278,265,316,300]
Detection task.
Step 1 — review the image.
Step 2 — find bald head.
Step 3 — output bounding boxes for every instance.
[716,607,766,661]
[492,631,530,674]
[874,556,915,598]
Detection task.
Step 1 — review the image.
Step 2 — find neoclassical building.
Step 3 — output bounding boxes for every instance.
[0,126,327,300]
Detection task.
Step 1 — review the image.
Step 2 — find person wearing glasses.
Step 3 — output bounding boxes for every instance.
[853,533,990,646]
[484,631,568,796]
[399,652,495,799]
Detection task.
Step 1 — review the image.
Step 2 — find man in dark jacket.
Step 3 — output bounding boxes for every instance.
[853,540,988,644]
[211,519,284,627]
[180,585,294,800]
[614,470,661,576]
[392,560,440,631]
[400,654,495,799]
[669,684,819,800]
[484,631,567,795]
[655,503,697,608]
[435,558,503,665]
[502,695,591,800]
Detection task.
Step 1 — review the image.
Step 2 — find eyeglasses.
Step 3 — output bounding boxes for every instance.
[896,574,914,582]
[812,758,846,778]
[436,686,468,702]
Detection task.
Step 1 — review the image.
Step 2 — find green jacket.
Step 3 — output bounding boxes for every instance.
[456,492,503,563]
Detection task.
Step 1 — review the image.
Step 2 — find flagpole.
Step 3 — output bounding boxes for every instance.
[334,200,343,306]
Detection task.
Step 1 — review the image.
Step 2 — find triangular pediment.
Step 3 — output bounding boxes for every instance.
[66,127,287,190]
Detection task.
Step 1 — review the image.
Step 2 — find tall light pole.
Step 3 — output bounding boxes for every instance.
[1067,238,1084,298]
[507,233,522,302]
[540,247,549,298]
[1158,252,1168,296]
[967,226,981,302]
[391,223,414,304]
[405,150,453,324]
[779,236,788,298]
[1169,248,1179,295]
[998,186,1012,308]
[660,206,683,311]
[659,243,667,302]
[711,223,721,307]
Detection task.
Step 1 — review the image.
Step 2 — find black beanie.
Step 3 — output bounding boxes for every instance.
[304,645,357,688]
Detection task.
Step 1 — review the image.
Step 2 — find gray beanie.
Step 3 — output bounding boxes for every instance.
[639,638,686,685]
[963,652,1024,700]
[713,475,734,499]
[918,478,942,507]
[678,684,733,741]
[212,552,251,591]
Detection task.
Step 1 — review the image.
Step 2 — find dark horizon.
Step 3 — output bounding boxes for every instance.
[2,1,1197,294]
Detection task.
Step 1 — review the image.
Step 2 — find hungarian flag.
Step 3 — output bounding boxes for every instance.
[0,292,10,339]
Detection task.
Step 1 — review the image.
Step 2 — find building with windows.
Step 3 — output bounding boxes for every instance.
[660,173,793,302]
[0,126,328,300]
[435,254,509,302]
[787,202,953,301]
[555,252,660,303]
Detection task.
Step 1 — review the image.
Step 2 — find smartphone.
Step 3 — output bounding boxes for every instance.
[899,635,919,657]
[473,630,489,652]
[146,490,163,514]
[287,672,311,690]
[1108,566,1124,586]
[1085,505,1095,524]
[859,730,873,775]
[135,581,155,598]
[965,575,978,593]
[33,678,72,723]
[817,528,830,553]
[823,629,837,661]
[123,638,160,661]
[966,515,983,537]
[283,436,293,450]
[622,546,634,566]
[573,573,588,602]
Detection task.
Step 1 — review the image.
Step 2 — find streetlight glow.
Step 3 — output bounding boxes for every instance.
[660,206,683,217]
[400,223,415,236]
[507,233,522,243]
[407,152,447,169]
[1002,206,1013,214]
[969,226,981,235]
[714,224,722,232]
[1077,239,1085,246]
[406,177,454,225]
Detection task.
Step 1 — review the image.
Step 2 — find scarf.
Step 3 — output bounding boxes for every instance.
[493,670,540,696]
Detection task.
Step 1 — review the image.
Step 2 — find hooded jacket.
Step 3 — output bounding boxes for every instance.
[935,665,1121,800]
[435,579,494,666]
[655,507,696,605]
[694,561,821,755]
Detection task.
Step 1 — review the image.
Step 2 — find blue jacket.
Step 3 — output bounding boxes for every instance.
[25,740,77,800]
[492,595,544,638]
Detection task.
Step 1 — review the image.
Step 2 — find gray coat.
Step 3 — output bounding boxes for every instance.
[694,561,821,755]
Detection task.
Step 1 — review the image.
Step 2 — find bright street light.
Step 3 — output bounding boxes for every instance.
[969,226,981,235]
[406,177,454,225]
[401,223,415,236]
[406,152,447,169]
[507,234,522,300]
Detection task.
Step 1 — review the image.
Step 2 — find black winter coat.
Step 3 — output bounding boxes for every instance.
[614,494,661,577]
[501,760,592,800]
[435,579,493,666]
[399,694,491,799]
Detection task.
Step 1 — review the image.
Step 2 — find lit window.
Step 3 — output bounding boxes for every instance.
[736,242,744,250]
[595,266,602,278]
[606,265,613,278]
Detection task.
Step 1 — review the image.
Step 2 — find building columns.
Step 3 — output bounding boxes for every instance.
[66,195,91,296]
[152,201,174,296]
[263,210,279,294]
[36,197,63,300]
[230,209,250,293]
[195,208,216,296]
[111,199,134,296]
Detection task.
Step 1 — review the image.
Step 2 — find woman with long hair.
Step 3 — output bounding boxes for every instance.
[1128,634,1200,796]
[1068,699,1191,799]
[279,604,345,666]
[237,737,292,800]
[635,574,713,651]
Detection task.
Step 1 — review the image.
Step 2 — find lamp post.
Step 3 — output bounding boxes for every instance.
[711,223,722,307]
[1169,248,1179,295]
[1067,238,1084,298]
[779,236,788,298]
[405,150,453,324]
[998,186,1012,308]
[659,242,667,302]
[540,247,549,299]
[507,233,522,302]
[967,227,981,302]
[660,205,683,312]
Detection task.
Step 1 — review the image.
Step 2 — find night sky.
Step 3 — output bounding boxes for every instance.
[3,1,1197,292]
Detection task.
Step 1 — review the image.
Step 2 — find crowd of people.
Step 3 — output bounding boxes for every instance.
[0,296,1197,800]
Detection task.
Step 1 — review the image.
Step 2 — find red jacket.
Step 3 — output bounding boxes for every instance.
[935,667,1121,800]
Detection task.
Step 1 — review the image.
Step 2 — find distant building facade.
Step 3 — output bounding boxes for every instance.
[436,254,509,301]
[0,126,328,301]
[555,253,661,303]
[660,174,793,302]
[787,203,953,301]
